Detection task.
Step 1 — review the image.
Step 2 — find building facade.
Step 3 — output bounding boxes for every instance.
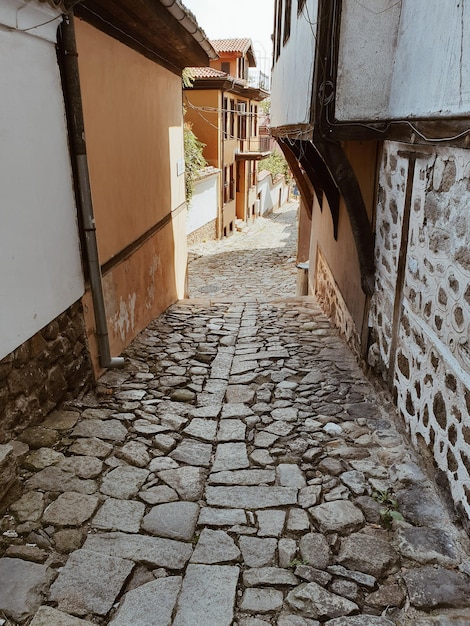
[185,39,270,237]
[270,0,470,527]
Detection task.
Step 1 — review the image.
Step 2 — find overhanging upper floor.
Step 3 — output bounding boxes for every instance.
[271,0,470,147]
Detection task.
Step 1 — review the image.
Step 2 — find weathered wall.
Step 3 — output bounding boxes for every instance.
[0,1,85,362]
[82,210,187,375]
[75,19,188,372]
[0,301,92,443]
[369,141,470,524]
[187,220,217,245]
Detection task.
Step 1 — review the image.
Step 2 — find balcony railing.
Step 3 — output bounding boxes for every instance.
[238,136,272,154]
[247,70,271,92]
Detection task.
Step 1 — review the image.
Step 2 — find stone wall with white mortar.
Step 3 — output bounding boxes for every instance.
[315,248,362,360]
[369,141,470,524]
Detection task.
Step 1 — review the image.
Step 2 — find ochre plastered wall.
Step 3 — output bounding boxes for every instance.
[75,19,187,373]
[75,19,185,263]
[310,140,378,351]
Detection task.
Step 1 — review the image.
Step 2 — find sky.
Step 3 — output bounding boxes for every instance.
[182,0,274,75]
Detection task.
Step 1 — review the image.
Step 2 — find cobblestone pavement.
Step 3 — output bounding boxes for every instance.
[187,201,299,300]
[2,208,470,625]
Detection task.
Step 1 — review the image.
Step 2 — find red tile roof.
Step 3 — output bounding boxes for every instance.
[187,67,228,79]
[211,38,252,55]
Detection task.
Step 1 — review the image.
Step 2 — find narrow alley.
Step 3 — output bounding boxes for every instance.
[1,201,470,626]
[187,201,299,300]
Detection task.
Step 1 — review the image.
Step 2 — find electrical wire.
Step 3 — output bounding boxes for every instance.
[15,0,83,33]
[318,0,470,144]
[184,96,255,142]
[351,0,402,16]
[185,101,267,118]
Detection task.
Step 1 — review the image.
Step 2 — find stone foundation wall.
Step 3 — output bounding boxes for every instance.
[0,300,92,443]
[314,248,362,359]
[369,141,470,525]
[187,219,217,246]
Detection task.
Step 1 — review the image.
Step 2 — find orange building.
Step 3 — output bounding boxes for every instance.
[185,39,270,237]
[70,2,216,374]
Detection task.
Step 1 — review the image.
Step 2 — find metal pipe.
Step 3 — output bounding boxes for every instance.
[60,11,125,369]
[158,0,218,60]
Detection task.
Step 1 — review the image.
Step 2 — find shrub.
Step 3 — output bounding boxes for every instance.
[184,123,207,203]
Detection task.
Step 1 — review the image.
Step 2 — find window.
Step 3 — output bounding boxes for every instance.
[248,162,257,187]
[223,97,228,137]
[224,164,235,203]
[230,164,235,200]
[283,0,292,44]
[237,57,246,80]
[253,105,258,136]
[230,99,235,139]
[237,101,247,140]
[221,61,230,74]
[274,0,282,60]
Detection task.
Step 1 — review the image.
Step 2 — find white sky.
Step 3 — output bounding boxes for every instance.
[183,0,274,74]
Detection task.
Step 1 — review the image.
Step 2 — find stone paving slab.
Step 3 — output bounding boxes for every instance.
[109,576,182,626]
[83,532,193,569]
[172,564,239,626]
[49,549,134,615]
[0,558,51,622]
[1,203,470,625]
[30,606,96,626]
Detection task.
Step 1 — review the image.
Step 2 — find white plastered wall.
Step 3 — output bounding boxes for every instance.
[270,0,318,129]
[0,0,84,360]
[336,0,470,121]
[187,170,219,235]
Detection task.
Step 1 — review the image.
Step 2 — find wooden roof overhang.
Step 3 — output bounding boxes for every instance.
[73,0,217,74]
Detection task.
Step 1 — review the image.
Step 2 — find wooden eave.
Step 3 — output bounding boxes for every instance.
[74,0,212,74]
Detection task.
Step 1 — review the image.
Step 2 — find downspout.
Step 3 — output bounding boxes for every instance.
[60,11,125,369]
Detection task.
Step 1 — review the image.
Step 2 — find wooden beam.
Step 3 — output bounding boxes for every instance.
[277,139,313,219]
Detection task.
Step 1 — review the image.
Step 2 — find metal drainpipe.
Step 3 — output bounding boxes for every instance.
[60,11,125,369]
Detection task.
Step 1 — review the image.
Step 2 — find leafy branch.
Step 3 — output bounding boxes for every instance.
[184,123,207,204]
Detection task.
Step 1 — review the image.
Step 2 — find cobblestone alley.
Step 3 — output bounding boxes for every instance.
[2,201,470,625]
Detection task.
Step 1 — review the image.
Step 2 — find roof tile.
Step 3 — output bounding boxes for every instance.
[187,67,228,79]
[211,38,252,54]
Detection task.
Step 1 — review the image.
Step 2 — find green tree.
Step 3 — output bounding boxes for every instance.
[259,97,271,115]
[261,151,290,184]
[184,123,207,203]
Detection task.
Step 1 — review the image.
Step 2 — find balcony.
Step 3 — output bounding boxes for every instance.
[247,69,271,92]
[235,136,272,160]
